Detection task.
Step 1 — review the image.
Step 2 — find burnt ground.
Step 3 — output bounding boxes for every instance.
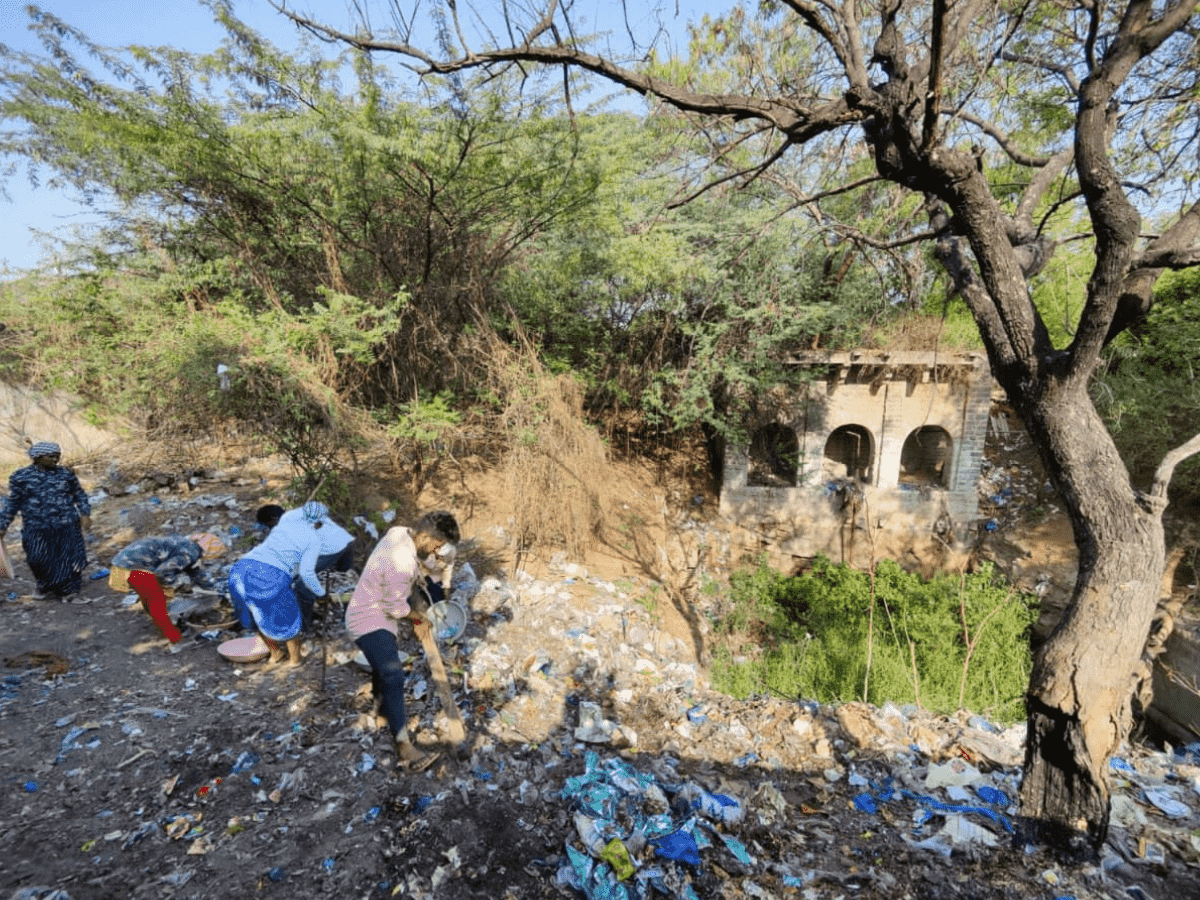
[0,452,1198,900]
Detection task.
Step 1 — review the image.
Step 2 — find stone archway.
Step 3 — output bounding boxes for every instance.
[899,425,953,488]
[822,424,873,483]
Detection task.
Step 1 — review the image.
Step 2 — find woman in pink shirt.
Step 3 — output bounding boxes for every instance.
[346,511,459,772]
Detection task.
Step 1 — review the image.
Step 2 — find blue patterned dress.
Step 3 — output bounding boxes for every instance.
[0,464,91,596]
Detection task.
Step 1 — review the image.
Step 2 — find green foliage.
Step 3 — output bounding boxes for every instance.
[710,556,1036,724]
[497,111,894,443]
[2,4,920,481]
[386,393,461,446]
[1094,268,1200,500]
[1,8,603,412]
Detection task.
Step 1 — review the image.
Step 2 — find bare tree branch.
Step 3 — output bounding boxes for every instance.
[274,1,863,140]
[1151,430,1200,501]
[922,0,947,151]
[944,107,1059,168]
[1070,0,1200,373]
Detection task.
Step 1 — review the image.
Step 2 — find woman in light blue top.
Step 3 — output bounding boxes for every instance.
[227,501,326,663]
[255,501,356,629]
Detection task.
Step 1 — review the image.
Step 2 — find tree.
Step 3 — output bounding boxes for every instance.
[0,5,605,410]
[277,0,1200,853]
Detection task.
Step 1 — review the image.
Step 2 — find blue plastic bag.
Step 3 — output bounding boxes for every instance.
[653,830,701,866]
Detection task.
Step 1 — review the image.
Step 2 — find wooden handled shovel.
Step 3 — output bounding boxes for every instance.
[416,618,467,747]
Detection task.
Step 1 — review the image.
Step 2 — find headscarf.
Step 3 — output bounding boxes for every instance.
[302,500,329,523]
[27,441,62,459]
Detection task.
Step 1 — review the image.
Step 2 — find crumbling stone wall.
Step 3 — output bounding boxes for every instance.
[719,350,991,570]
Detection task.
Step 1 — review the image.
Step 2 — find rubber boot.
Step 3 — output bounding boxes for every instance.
[126,570,183,643]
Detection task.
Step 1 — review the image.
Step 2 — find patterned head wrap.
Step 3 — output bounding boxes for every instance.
[302,501,329,523]
[27,441,62,459]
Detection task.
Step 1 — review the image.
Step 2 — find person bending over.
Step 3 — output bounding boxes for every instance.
[345,511,459,772]
[227,502,325,665]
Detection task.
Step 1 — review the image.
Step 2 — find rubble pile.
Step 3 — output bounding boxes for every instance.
[1,466,1198,900]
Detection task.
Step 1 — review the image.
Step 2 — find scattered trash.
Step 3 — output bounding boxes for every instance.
[450,563,480,605]
[230,750,260,774]
[558,752,755,897]
[1144,789,1191,819]
[353,516,379,541]
[5,470,1198,900]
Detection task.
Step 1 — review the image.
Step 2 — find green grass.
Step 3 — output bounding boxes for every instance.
[709,555,1036,725]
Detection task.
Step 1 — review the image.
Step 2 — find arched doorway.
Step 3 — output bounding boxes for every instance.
[899,426,953,487]
[823,425,873,482]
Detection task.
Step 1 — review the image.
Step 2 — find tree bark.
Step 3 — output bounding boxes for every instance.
[1014,379,1164,855]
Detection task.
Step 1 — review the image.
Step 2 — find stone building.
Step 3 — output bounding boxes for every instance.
[719,350,992,569]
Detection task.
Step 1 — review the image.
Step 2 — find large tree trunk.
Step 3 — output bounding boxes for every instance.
[1016,380,1164,855]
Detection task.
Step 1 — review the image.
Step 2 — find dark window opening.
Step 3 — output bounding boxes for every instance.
[900,426,952,487]
[748,424,799,487]
[823,425,873,483]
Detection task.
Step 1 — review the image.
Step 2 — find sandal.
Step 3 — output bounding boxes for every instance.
[397,743,441,773]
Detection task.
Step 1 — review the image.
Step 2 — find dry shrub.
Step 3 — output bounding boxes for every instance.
[862,313,980,352]
[484,334,609,559]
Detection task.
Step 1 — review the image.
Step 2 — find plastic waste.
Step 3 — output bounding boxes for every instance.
[678,783,744,825]
[925,758,982,790]
[716,831,755,864]
[1143,788,1191,818]
[230,750,260,774]
[1174,742,1200,765]
[975,785,1009,807]
[1109,756,1137,777]
[853,792,877,814]
[599,838,635,880]
[451,562,480,605]
[939,814,999,847]
[653,830,701,866]
[574,812,609,856]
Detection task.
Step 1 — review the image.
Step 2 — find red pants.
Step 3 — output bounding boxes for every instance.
[126,570,182,643]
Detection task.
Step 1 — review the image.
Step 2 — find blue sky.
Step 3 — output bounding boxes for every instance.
[0,0,724,275]
[0,0,309,273]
